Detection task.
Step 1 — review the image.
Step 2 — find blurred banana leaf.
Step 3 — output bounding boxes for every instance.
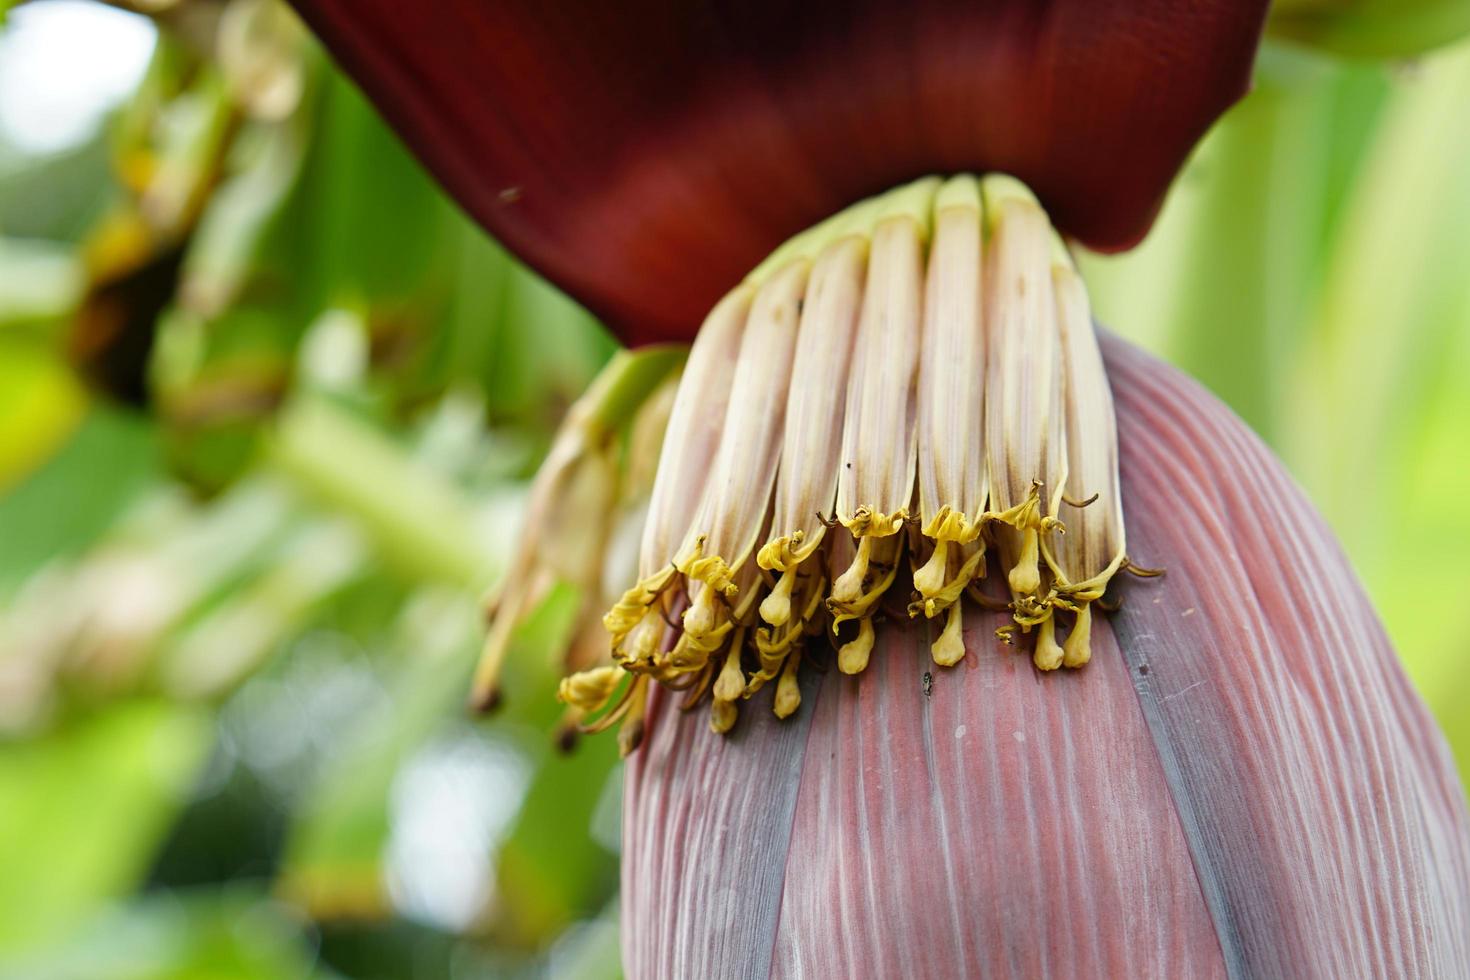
[0,701,210,955]
[3,885,318,980]
[1270,0,1470,58]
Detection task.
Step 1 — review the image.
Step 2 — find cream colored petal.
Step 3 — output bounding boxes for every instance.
[640,287,752,577]
[828,183,932,644]
[913,177,987,631]
[834,182,934,532]
[672,262,804,675]
[917,176,986,537]
[1045,257,1125,594]
[678,260,808,583]
[981,175,1067,604]
[602,288,750,654]
[761,234,868,571]
[622,375,678,502]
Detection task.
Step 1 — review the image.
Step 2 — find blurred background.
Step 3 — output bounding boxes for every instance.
[0,1,1467,977]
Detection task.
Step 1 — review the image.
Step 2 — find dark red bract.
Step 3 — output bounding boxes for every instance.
[287,1,1267,344]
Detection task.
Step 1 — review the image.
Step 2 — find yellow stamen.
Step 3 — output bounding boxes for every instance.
[915,544,986,618]
[750,574,825,694]
[773,649,803,719]
[1009,526,1042,596]
[831,533,875,604]
[710,694,739,734]
[1033,616,1064,671]
[759,567,797,627]
[932,600,966,667]
[618,613,667,670]
[713,640,747,702]
[838,617,876,674]
[681,578,724,640]
[1063,602,1093,668]
[913,538,951,599]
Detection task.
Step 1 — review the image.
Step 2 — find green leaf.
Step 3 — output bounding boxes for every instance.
[3,885,316,980]
[266,394,496,587]
[0,701,210,954]
[0,408,158,590]
[278,600,481,922]
[1270,0,1470,58]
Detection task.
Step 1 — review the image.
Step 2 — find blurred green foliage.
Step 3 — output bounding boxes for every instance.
[1,2,1468,978]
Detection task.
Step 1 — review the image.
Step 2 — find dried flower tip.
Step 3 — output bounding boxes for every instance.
[474,345,684,708]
